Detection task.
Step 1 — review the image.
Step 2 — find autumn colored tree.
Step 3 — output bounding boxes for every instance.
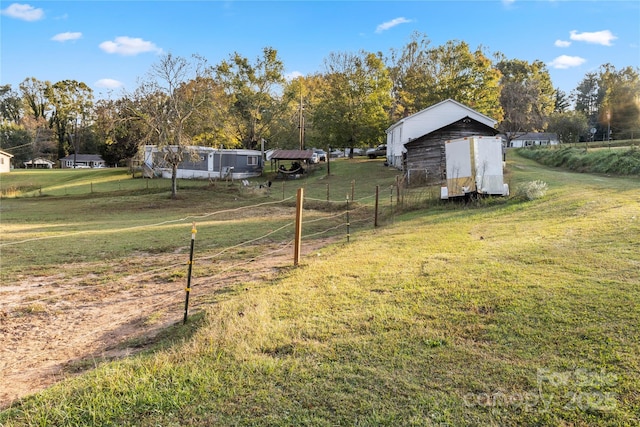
[387,33,502,121]
[595,65,640,140]
[496,58,555,141]
[214,47,290,149]
[45,80,94,159]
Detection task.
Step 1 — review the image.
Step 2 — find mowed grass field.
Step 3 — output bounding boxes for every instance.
[1,152,639,426]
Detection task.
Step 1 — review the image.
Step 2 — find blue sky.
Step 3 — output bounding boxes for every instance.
[1,0,639,100]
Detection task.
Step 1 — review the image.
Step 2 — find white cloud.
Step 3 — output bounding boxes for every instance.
[502,0,516,6]
[51,32,82,42]
[375,17,412,34]
[554,40,571,48]
[548,55,586,69]
[285,71,303,81]
[95,79,124,89]
[99,36,162,56]
[570,30,617,46]
[1,3,44,21]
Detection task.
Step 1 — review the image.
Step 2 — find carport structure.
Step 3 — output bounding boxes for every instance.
[269,149,314,173]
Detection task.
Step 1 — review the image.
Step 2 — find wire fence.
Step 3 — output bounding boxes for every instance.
[0,183,435,383]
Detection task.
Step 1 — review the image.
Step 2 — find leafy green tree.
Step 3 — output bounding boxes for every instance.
[179,76,229,148]
[386,32,432,120]
[214,47,290,149]
[598,64,640,140]
[0,123,32,165]
[315,50,392,151]
[554,88,570,113]
[19,77,49,121]
[547,111,589,144]
[573,65,640,140]
[0,85,23,123]
[45,80,94,158]
[274,76,316,150]
[422,41,502,120]
[387,33,502,121]
[16,78,55,159]
[497,58,555,140]
[573,71,603,133]
[94,97,145,167]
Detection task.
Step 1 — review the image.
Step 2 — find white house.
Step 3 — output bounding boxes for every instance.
[59,154,106,168]
[0,150,14,173]
[509,132,559,148]
[385,99,498,170]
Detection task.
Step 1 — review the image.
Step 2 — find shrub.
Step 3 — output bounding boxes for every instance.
[515,180,548,201]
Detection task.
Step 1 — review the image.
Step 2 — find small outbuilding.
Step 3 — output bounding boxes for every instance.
[404,116,499,185]
[386,99,498,174]
[0,150,14,173]
[24,158,55,169]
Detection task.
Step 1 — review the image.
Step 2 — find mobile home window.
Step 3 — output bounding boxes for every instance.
[247,156,258,166]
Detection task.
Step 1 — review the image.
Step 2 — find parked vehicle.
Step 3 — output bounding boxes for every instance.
[366,145,387,159]
[309,153,320,164]
[313,149,327,162]
[343,148,364,157]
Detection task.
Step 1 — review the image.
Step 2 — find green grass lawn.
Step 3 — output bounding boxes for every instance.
[1,153,639,426]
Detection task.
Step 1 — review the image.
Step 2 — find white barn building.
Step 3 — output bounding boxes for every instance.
[385,99,497,170]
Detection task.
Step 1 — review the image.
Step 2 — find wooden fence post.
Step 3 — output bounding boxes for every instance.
[374,185,379,228]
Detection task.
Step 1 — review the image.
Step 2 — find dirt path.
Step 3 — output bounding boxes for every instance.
[0,239,332,409]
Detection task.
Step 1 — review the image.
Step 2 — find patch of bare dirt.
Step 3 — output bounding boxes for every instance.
[0,238,334,409]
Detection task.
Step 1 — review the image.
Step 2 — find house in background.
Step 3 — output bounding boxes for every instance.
[385,99,499,186]
[509,132,559,148]
[24,158,55,169]
[0,150,14,173]
[143,145,263,180]
[59,154,106,168]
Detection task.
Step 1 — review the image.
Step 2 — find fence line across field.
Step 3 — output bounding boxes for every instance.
[2,184,397,377]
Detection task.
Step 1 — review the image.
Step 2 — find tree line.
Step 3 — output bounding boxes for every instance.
[2,32,639,171]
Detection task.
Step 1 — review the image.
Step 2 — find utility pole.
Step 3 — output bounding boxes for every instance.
[298,87,305,150]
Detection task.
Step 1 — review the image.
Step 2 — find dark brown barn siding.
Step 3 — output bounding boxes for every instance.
[404,117,498,186]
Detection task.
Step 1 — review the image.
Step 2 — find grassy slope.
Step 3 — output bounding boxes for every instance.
[1,154,639,426]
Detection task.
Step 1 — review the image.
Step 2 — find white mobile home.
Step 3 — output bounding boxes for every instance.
[144,146,263,179]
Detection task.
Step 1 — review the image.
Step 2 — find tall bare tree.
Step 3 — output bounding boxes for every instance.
[131,53,211,198]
